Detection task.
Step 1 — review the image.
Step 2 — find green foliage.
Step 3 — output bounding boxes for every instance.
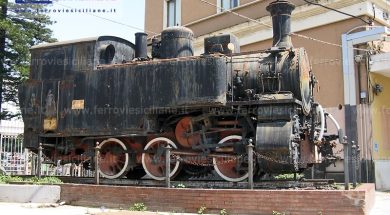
[24,176,63,184]
[272,211,286,215]
[0,166,6,175]
[172,183,186,188]
[129,203,147,211]
[220,208,228,215]
[0,174,9,183]
[333,183,360,190]
[333,184,343,190]
[0,0,56,119]
[197,206,207,214]
[0,174,22,183]
[274,173,303,180]
[0,175,62,184]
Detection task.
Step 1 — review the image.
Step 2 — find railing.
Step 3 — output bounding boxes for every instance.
[0,120,27,175]
[0,121,95,177]
[29,151,95,177]
[0,135,26,175]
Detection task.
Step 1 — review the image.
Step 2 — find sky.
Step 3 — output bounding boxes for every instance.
[42,0,145,42]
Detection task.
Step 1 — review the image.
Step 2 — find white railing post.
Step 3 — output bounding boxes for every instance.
[24,148,29,175]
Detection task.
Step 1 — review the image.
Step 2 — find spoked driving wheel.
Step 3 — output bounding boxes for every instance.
[98,138,130,179]
[141,137,181,181]
[175,117,201,148]
[213,135,249,182]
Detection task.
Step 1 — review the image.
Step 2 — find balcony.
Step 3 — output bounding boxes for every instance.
[370,52,390,77]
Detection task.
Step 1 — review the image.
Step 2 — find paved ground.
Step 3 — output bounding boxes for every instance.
[0,203,113,215]
[0,191,389,215]
[370,191,390,215]
[0,203,198,215]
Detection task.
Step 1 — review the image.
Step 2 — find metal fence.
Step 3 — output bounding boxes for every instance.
[28,154,95,177]
[0,134,27,175]
[0,121,26,175]
[0,120,96,177]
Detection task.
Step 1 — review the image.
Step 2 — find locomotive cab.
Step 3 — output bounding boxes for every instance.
[19,36,136,149]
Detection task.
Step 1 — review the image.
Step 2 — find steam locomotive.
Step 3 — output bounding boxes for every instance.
[19,0,338,181]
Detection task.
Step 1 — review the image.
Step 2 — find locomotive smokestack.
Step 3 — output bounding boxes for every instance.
[266,0,295,49]
[135,32,148,60]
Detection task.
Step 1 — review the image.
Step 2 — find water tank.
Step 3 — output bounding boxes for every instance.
[160,26,194,59]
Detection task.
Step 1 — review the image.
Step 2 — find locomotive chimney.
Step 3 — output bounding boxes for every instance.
[266,0,295,49]
[135,32,148,60]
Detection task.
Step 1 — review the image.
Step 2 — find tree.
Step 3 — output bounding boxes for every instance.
[0,0,56,119]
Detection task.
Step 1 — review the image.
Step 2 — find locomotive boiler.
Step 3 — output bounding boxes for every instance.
[19,0,339,182]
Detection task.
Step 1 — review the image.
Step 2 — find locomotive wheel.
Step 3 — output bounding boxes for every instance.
[141,137,181,181]
[213,135,248,182]
[98,138,130,179]
[175,117,201,148]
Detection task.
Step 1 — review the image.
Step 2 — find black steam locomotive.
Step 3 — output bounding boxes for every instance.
[19,1,338,181]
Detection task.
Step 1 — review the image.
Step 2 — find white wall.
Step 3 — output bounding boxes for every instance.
[0,121,24,135]
[375,160,390,190]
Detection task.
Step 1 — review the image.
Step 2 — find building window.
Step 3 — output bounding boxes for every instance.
[165,0,181,28]
[218,0,239,12]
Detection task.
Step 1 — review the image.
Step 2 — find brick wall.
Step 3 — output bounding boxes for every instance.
[60,183,375,215]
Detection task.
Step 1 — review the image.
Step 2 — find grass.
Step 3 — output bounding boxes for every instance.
[0,175,63,185]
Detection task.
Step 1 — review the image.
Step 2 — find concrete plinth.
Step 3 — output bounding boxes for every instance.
[0,184,61,203]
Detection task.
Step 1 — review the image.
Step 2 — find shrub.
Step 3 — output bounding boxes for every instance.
[171,183,186,188]
[220,208,228,215]
[198,206,207,214]
[0,175,62,184]
[0,175,22,183]
[274,174,303,180]
[129,203,147,211]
